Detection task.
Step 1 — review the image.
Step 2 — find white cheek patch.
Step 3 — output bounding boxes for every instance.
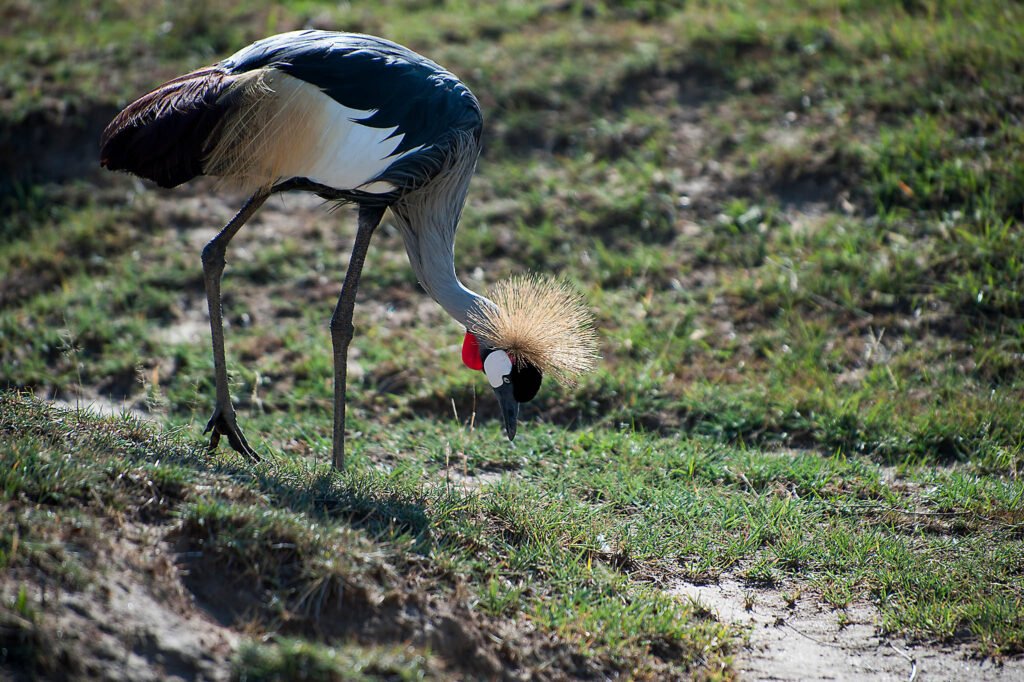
[483,350,513,389]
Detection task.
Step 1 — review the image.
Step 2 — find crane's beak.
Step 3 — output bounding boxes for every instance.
[492,382,519,441]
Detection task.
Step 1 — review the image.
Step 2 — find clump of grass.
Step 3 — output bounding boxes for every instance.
[175,499,390,630]
[233,637,434,682]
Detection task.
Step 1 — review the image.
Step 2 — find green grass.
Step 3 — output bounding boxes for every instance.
[234,637,432,682]
[2,0,1024,677]
[0,393,736,678]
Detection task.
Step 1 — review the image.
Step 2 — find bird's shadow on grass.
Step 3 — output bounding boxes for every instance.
[182,445,436,547]
[256,462,433,542]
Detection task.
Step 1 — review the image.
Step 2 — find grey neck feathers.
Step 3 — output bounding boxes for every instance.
[390,133,494,328]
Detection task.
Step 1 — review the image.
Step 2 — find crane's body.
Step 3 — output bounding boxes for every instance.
[101,31,597,468]
[103,32,481,195]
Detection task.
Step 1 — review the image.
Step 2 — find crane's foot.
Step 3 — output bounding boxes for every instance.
[204,405,261,462]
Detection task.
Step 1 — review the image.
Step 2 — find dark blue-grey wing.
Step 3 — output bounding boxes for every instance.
[221,31,482,192]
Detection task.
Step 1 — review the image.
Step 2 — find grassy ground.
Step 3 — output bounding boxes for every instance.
[2,0,1023,679]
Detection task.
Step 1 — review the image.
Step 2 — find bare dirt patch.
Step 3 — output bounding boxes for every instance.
[673,578,1023,681]
[52,562,237,682]
[1,521,238,682]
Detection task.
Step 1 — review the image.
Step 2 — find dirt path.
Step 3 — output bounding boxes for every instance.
[672,579,1024,681]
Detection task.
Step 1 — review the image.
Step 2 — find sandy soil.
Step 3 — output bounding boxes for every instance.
[673,578,1024,681]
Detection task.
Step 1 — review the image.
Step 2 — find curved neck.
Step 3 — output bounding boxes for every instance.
[389,137,493,328]
[399,215,488,327]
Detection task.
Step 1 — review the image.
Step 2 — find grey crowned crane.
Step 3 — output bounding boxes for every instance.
[100,30,598,469]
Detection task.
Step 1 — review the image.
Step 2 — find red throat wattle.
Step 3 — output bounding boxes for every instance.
[462,332,483,370]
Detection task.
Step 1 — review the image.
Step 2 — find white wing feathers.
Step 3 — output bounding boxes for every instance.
[204,67,421,194]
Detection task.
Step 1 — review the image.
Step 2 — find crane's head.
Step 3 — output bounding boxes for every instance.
[462,275,599,440]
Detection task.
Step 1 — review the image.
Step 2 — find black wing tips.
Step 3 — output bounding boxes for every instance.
[99,67,235,188]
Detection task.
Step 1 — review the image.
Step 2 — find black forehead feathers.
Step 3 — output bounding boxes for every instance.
[511,361,542,403]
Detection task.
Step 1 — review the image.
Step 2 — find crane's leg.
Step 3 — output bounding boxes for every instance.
[201,190,270,461]
[330,204,386,470]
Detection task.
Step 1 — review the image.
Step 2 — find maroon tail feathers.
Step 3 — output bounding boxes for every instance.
[100,67,238,188]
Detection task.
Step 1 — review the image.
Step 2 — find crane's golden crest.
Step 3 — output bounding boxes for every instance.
[468,275,599,386]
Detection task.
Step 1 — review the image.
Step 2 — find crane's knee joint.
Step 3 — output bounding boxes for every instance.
[329,316,354,340]
[201,240,226,270]
[329,316,353,334]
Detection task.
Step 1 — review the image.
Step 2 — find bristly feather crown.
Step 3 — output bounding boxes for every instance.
[468,274,599,386]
